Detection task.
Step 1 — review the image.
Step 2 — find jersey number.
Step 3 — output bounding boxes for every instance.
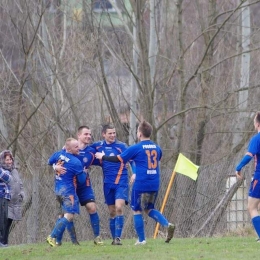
[145,150,158,169]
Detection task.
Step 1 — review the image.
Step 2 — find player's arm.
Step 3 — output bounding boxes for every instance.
[76,171,87,184]
[54,163,67,174]
[48,152,58,165]
[235,152,253,179]
[95,151,120,162]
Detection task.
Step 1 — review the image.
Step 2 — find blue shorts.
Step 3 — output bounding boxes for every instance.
[76,185,95,206]
[103,183,129,205]
[131,190,158,211]
[61,194,80,214]
[249,179,260,199]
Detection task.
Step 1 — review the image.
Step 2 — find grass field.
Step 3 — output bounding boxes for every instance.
[1,236,259,260]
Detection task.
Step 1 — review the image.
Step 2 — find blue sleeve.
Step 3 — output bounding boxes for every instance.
[76,172,87,184]
[48,151,61,165]
[236,154,252,171]
[89,142,98,150]
[247,135,258,155]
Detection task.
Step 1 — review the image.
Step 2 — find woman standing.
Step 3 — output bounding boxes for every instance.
[0,150,24,246]
[0,166,12,247]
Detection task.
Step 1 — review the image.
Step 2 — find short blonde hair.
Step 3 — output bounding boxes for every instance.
[65,137,77,150]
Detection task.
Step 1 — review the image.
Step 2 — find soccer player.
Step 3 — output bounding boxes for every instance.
[91,124,130,245]
[46,138,86,247]
[54,126,103,245]
[95,120,175,245]
[236,111,260,242]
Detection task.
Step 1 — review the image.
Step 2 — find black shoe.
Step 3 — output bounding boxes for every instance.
[165,223,175,243]
[72,241,80,246]
[0,242,8,247]
[111,237,122,245]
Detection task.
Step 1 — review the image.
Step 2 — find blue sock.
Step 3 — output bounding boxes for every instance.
[252,216,260,238]
[51,218,62,238]
[133,214,145,242]
[90,212,100,237]
[109,218,116,239]
[53,218,63,243]
[148,209,169,227]
[115,215,124,238]
[51,217,69,241]
[67,221,77,243]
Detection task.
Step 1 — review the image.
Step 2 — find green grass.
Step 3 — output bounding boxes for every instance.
[1,236,260,260]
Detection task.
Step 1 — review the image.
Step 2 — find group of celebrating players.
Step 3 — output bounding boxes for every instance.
[46,121,175,247]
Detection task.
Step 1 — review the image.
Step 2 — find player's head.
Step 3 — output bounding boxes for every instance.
[65,138,79,155]
[254,112,260,131]
[77,126,92,144]
[102,124,116,144]
[137,120,152,140]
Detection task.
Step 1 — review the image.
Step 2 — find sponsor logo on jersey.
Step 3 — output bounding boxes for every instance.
[59,154,70,162]
[147,170,157,174]
[142,144,156,149]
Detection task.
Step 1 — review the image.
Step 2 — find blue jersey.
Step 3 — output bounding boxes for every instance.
[117,140,162,191]
[91,140,128,185]
[247,132,260,179]
[75,146,97,188]
[48,150,83,196]
[76,146,97,169]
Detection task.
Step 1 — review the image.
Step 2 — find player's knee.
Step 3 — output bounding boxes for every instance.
[64,213,74,221]
[144,209,150,215]
[116,208,123,215]
[109,209,116,218]
[86,202,96,213]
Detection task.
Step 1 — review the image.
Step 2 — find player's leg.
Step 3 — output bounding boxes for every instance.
[248,180,260,241]
[66,220,79,245]
[47,195,79,247]
[78,185,103,245]
[55,196,78,245]
[104,183,119,244]
[131,190,146,245]
[143,192,175,243]
[144,192,169,226]
[53,196,65,245]
[114,199,124,241]
[47,216,70,247]
[113,184,128,243]
[85,201,103,245]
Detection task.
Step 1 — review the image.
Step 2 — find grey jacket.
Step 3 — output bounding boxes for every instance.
[8,168,24,220]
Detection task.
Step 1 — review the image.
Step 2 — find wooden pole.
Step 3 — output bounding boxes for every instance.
[153,171,176,238]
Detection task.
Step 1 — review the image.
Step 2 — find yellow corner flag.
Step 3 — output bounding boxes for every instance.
[174,153,199,181]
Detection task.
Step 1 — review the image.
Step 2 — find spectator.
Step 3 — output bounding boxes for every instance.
[0,150,24,246]
[0,166,12,247]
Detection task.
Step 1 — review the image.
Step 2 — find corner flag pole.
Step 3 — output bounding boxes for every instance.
[153,170,176,239]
